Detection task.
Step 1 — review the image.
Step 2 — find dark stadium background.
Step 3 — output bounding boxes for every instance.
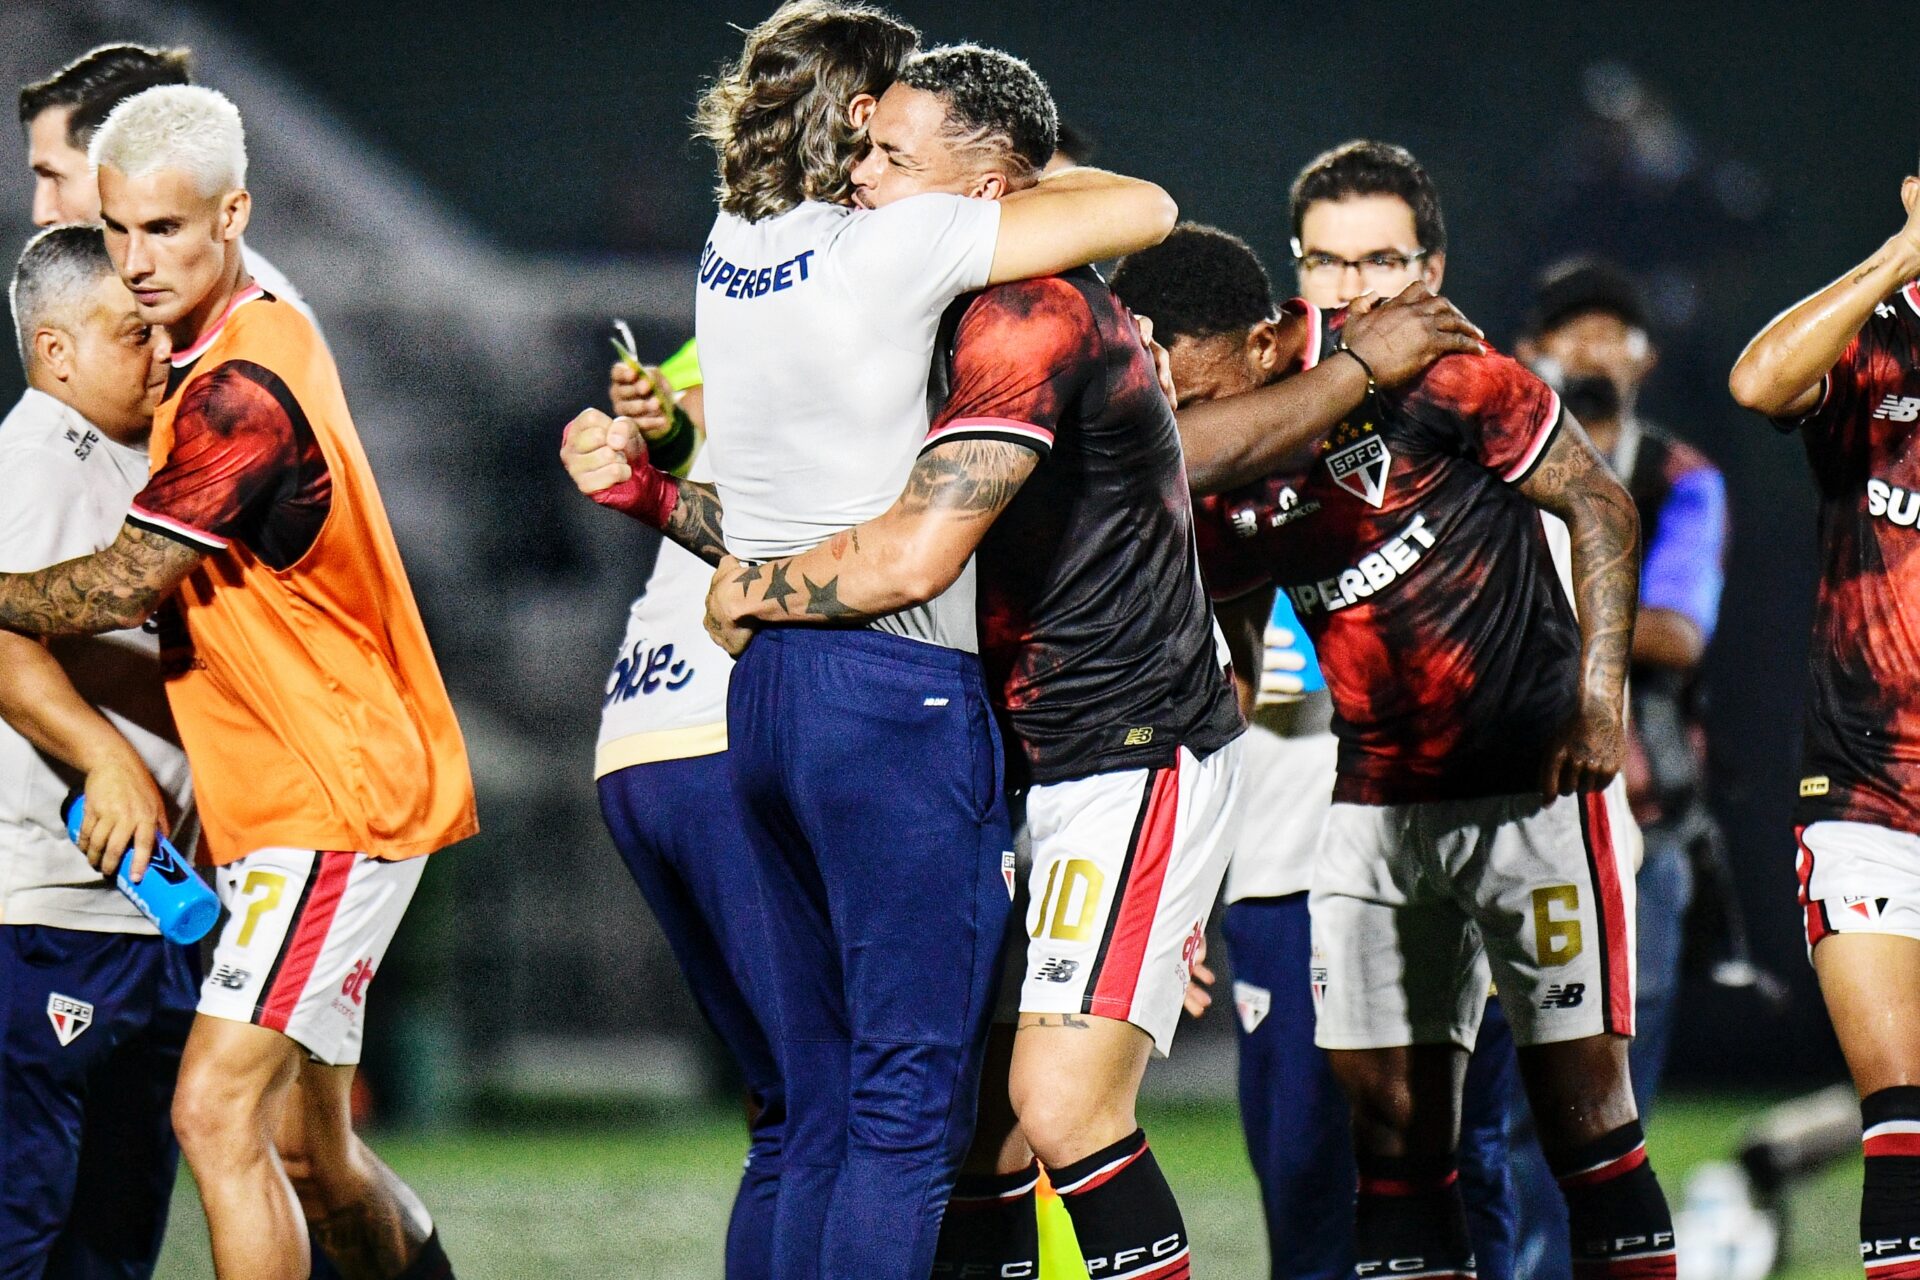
[3,0,1916,1123]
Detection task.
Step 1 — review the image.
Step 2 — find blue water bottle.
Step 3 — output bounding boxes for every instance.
[62,794,221,944]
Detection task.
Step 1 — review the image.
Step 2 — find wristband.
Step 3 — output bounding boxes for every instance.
[645,407,699,478]
[591,462,679,529]
[1335,343,1378,401]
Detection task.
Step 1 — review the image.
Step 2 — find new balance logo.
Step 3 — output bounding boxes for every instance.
[1871,394,1920,422]
[1035,958,1080,984]
[1541,983,1586,1009]
[210,964,251,990]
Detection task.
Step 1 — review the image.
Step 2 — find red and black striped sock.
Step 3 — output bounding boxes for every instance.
[1353,1152,1477,1278]
[1549,1120,1676,1278]
[1860,1086,1920,1279]
[932,1159,1041,1279]
[1049,1129,1189,1280]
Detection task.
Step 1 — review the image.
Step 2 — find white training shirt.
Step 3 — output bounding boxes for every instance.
[696,195,1001,651]
[0,390,198,933]
[595,452,734,777]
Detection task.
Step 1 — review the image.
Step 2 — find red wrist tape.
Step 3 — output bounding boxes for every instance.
[592,463,679,529]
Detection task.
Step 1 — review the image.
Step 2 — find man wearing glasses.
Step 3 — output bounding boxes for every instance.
[1178,140,1523,1279]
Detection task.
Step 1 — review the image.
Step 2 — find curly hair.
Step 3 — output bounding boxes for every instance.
[1109,223,1275,344]
[897,44,1056,182]
[694,1,918,223]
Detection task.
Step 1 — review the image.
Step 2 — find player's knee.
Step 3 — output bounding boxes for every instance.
[172,1068,261,1169]
[1011,1083,1132,1168]
[1327,1051,1416,1136]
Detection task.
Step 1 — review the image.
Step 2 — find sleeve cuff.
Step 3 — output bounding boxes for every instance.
[127,504,228,552]
[1501,390,1563,485]
[921,416,1054,461]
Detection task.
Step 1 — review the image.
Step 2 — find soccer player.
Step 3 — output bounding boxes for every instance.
[0,86,475,1280]
[1511,258,1730,1280]
[1729,172,1920,1280]
[1123,220,1671,1279]
[0,224,192,1279]
[564,7,1177,1277]
[20,43,316,324]
[694,45,1242,1279]
[593,339,787,1280]
[1113,142,1524,1280]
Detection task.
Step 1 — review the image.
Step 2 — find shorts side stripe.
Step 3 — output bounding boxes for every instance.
[1579,792,1633,1036]
[1795,826,1834,949]
[257,852,354,1033]
[1085,763,1182,1019]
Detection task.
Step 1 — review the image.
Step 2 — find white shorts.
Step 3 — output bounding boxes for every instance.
[1797,820,1920,953]
[1011,738,1243,1057]
[198,848,426,1065]
[1310,783,1637,1051]
[1225,726,1336,903]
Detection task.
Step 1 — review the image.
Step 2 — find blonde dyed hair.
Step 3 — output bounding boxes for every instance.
[695,1,917,223]
[89,84,246,197]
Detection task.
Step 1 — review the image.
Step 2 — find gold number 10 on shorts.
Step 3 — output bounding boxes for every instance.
[1532,884,1584,966]
[1033,858,1106,942]
[236,870,288,947]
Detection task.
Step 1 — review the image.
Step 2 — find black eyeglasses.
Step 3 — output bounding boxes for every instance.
[1295,248,1430,283]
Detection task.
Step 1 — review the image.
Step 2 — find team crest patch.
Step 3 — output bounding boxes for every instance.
[1002,850,1018,901]
[47,993,93,1047]
[1327,434,1392,508]
[1233,981,1271,1034]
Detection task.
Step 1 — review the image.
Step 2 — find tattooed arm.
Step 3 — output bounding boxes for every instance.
[0,524,201,637]
[1730,177,1920,418]
[559,406,729,565]
[1517,417,1641,796]
[704,439,1039,655]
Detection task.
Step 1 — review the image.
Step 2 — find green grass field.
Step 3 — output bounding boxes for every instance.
[155,1094,1863,1278]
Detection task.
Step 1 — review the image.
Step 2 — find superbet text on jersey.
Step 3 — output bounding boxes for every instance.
[1196,300,1574,806]
[1786,282,1920,838]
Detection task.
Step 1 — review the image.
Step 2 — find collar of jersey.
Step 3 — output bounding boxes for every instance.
[169,281,266,369]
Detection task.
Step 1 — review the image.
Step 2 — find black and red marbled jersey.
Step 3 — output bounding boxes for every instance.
[127,359,332,570]
[926,268,1243,786]
[1196,301,1577,805]
[1785,280,1920,835]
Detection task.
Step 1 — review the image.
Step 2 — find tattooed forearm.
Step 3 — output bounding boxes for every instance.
[0,525,201,637]
[722,437,1040,628]
[1518,422,1640,710]
[662,480,729,566]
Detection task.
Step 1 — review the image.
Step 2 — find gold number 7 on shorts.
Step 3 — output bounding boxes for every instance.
[1531,884,1584,966]
[236,869,288,947]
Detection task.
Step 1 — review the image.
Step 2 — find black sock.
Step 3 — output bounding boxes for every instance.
[932,1159,1041,1279]
[1353,1151,1476,1278]
[1548,1120,1675,1278]
[1049,1129,1188,1280]
[1861,1086,1920,1279]
[394,1229,455,1280]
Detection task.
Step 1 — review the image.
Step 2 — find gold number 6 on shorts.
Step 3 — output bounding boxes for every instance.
[1531,884,1584,966]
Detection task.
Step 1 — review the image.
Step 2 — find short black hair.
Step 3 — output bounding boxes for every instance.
[899,44,1057,177]
[1052,118,1096,166]
[1289,139,1447,254]
[1109,222,1275,344]
[1529,256,1649,335]
[19,44,194,147]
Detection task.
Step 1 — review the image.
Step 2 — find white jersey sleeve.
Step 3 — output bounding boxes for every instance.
[829,193,1000,343]
[0,435,110,571]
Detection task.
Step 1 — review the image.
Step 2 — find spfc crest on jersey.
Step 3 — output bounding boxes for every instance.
[1327,432,1392,508]
[47,993,93,1047]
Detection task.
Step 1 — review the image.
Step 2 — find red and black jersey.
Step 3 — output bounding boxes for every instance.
[1783,281,1920,835]
[926,268,1243,786]
[128,357,332,572]
[1196,301,1577,805]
